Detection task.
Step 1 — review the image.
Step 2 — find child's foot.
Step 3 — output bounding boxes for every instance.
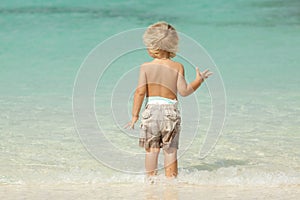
[145,175,158,184]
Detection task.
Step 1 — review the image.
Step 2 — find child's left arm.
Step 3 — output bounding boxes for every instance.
[125,65,147,129]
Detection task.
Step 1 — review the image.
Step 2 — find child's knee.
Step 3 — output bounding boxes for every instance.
[164,147,177,155]
[146,147,160,153]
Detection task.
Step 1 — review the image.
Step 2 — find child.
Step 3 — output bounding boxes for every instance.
[127,21,212,178]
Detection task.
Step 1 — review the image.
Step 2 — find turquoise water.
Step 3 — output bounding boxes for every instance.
[1,0,300,190]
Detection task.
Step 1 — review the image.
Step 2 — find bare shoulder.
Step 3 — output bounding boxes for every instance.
[140,62,151,69]
[142,61,152,65]
[140,62,151,68]
[170,60,184,72]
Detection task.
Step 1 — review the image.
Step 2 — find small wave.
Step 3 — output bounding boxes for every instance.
[177,167,300,186]
[1,166,299,186]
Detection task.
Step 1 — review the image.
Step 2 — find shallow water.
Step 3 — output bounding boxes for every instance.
[1,184,300,200]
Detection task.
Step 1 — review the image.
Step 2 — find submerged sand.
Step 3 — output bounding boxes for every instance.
[1,183,299,200]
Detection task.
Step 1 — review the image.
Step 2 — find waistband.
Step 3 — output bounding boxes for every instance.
[145,104,178,110]
[147,96,177,105]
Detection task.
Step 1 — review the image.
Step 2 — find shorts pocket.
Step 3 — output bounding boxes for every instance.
[141,109,151,119]
[164,109,178,121]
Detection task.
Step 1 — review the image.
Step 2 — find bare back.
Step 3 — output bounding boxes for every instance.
[138,59,184,100]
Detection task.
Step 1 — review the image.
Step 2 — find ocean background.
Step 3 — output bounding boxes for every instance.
[0,0,299,199]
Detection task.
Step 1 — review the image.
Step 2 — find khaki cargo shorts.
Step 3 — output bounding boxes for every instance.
[139,104,181,150]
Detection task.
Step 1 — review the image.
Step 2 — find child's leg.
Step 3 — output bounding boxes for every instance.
[163,147,178,178]
[145,147,160,176]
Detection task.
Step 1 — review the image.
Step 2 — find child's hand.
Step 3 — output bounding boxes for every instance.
[124,116,139,129]
[196,67,213,82]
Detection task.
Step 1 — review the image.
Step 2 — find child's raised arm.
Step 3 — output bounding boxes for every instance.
[177,64,212,96]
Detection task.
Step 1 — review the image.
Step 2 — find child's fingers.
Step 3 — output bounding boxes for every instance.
[124,122,132,129]
[202,69,213,75]
[123,123,129,129]
[198,68,213,79]
[206,71,213,77]
[201,69,209,74]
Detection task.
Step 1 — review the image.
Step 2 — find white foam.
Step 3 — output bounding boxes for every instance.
[2,166,299,187]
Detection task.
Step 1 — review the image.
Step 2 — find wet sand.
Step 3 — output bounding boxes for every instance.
[1,183,299,200]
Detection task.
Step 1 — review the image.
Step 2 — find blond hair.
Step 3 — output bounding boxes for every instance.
[143,21,179,58]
